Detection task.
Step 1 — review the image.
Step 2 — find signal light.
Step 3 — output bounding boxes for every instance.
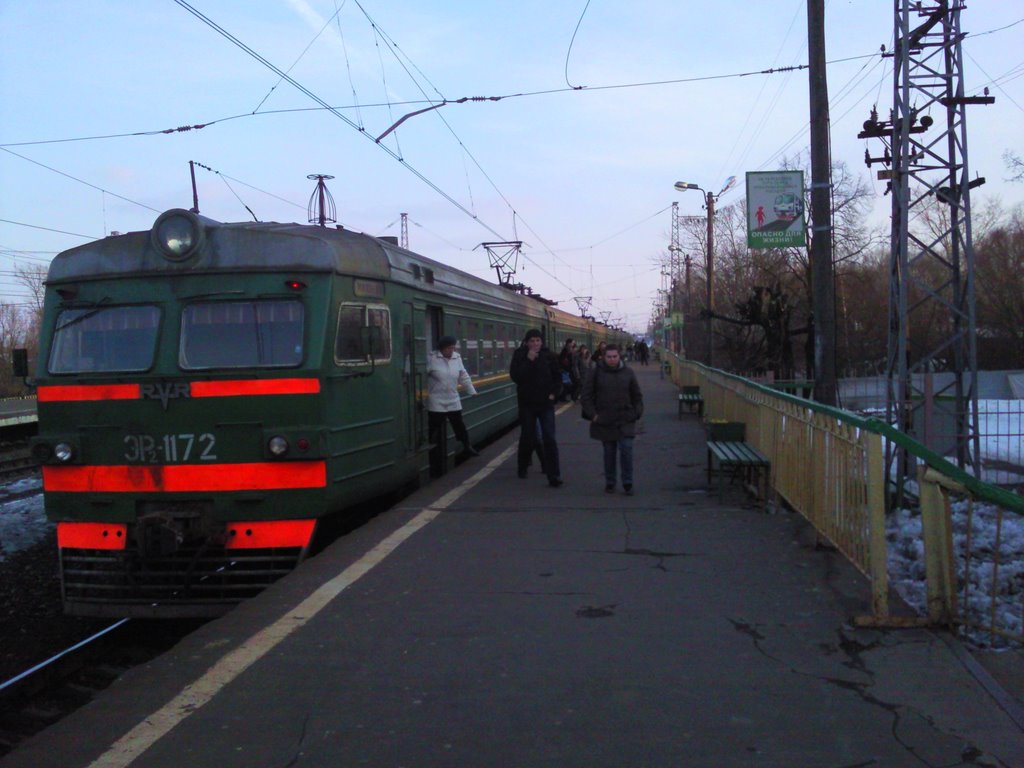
[285,280,306,291]
[268,436,289,457]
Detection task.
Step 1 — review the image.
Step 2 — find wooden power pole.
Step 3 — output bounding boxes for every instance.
[807,0,836,404]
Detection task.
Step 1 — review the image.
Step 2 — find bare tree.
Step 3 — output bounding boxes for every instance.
[1004,150,1024,183]
[0,302,32,396]
[675,155,879,378]
[975,204,1024,367]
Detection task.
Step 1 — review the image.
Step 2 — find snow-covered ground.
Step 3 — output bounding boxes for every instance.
[0,477,46,562]
[873,401,1023,647]
[888,499,1024,647]
[976,400,1024,486]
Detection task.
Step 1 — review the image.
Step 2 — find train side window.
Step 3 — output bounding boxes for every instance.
[334,303,392,366]
[49,305,161,374]
[482,323,494,373]
[464,320,479,376]
[181,299,304,369]
[496,324,507,369]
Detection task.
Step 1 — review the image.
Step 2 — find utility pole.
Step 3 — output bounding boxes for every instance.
[807,0,836,404]
[705,191,715,369]
[669,202,683,356]
[400,212,409,249]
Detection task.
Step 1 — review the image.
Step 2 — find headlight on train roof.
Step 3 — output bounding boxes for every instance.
[151,208,206,261]
[268,436,289,457]
[54,442,75,463]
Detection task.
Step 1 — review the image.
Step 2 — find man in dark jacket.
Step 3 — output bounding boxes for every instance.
[581,344,643,495]
[509,329,563,487]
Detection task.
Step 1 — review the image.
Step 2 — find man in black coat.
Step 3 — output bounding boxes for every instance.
[509,329,563,487]
[581,343,643,495]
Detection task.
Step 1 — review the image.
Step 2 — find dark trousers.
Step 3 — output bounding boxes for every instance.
[429,410,470,476]
[517,404,560,480]
[602,437,635,486]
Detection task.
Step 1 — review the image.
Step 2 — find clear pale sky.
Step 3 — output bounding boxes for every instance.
[1,1,1021,331]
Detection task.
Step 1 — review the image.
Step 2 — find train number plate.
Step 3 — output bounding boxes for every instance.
[123,433,217,463]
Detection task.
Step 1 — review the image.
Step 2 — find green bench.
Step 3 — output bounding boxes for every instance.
[677,385,704,418]
[706,421,770,506]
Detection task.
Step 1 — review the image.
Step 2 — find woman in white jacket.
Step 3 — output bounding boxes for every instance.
[427,335,478,470]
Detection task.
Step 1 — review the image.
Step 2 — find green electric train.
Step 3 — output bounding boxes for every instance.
[26,208,628,617]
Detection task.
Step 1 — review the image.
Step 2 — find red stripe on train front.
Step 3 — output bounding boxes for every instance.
[225,519,316,549]
[38,384,141,402]
[190,378,320,397]
[42,461,327,493]
[36,378,320,402]
[57,522,128,550]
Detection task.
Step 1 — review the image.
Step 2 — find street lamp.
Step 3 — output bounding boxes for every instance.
[673,176,735,368]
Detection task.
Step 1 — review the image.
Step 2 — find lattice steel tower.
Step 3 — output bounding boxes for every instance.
[860,1,992,496]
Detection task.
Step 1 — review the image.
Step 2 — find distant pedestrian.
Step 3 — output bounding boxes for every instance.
[590,341,607,365]
[509,329,563,487]
[558,339,577,402]
[577,344,591,373]
[581,344,644,495]
[426,335,478,474]
[636,340,650,366]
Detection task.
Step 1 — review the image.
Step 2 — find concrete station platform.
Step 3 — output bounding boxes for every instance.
[4,366,1024,767]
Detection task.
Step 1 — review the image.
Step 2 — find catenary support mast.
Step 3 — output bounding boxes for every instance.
[861,0,991,504]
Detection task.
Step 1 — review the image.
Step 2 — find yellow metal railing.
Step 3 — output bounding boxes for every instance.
[666,353,1023,644]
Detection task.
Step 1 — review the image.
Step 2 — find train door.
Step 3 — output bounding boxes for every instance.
[404,302,428,454]
[423,306,447,475]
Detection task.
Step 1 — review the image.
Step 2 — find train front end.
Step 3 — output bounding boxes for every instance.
[33,210,331,617]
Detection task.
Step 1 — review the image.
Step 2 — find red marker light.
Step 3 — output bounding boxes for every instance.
[285,280,306,290]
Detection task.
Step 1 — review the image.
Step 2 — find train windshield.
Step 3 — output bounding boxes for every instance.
[49,305,161,373]
[180,299,304,369]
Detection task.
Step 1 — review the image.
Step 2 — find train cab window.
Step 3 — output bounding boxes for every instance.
[49,305,161,373]
[180,299,304,369]
[334,303,392,365]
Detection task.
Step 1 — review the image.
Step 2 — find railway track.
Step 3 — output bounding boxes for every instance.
[0,618,202,757]
[0,448,38,483]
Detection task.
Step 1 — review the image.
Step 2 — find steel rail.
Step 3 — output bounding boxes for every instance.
[0,619,129,695]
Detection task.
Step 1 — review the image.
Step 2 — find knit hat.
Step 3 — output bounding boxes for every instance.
[523,329,543,342]
[438,335,458,349]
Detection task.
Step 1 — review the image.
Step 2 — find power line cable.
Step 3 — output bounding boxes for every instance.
[251,3,347,114]
[170,0,507,247]
[564,0,594,90]
[0,147,161,213]
[0,218,100,240]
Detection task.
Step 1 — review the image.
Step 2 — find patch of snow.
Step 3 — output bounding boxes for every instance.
[888,500,1024,647]
[0,489,48,562]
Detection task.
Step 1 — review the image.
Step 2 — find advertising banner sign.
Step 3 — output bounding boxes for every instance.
[746,171,805,249]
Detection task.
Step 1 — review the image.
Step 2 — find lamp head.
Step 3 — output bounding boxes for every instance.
[674,181,700,191]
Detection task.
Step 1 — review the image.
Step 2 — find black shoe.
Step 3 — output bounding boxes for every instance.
[548,478,564,488]
[518,468,528,479]
[462,445,480,457]
[605,484,614,493]
[623,484,634,496]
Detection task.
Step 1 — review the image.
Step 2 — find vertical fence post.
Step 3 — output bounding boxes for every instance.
[866,432,889,619]
[918,464,957,625]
